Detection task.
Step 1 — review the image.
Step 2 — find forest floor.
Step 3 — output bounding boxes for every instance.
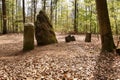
[0,33,120,80]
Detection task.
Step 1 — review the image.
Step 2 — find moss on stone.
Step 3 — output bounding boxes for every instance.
[35,10,57,46]
[23,23,34,51]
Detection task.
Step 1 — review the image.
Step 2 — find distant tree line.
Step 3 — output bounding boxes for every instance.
[0,0,119,34]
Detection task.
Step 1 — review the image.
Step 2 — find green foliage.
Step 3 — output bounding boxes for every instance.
[53,0,119,34]
[54,0,73,33]
[0,0,23,33]
[107,0,120,34]
[0,0,119,34]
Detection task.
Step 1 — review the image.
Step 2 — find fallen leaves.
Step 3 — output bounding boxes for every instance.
[0,33,119,80]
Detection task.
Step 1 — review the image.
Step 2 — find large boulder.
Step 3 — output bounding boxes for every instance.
[35,10,57,46]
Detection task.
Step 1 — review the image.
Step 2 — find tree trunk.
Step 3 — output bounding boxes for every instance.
[55,5,57,26]
[43,0,46,12]
[74,0,78,33]
[33,0,37,23]
[15,0,18,32]
[30,0,37,23]
[2,0,7,34]
[85,3,88,33]
[22,0,25,24]
[111,0,118,35]
[12,0,15,32]
[0,14,3,33]
[50,0,53,23]
[95,0,115,52]
[89,5,92,32]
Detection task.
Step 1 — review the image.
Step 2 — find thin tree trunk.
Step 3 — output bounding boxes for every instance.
[95,0,115,52]
[7,1,10,32]
[0,14,3,33]
[33,0,35,22]
[33,0,37,23]
[30,6,33,22]
[112,1,118,35]
[67,5,69,27]
[43,0,46,12]
[15,0,18,32]
[2,0,7,34]
[89,5,93,32]
[55,5,57,26]
[74,0,78,33]
[85,4,88,33]
[50,0,53,23]
[12,0,15,32]
[114,17,118,35]
[23,0,25,24]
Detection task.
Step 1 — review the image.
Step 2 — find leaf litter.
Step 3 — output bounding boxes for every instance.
[0,33,119,80]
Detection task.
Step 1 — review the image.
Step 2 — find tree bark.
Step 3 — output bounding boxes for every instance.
[42,0,46,12]
[22,0,25,24]
[0,13,3,33]
[2,0,7,34]
[50,0,53,23]
[74,0,78,33]
[12,0,15,32]
[33,0,37,23]
[95,0,115,52]
[30,0,37,23]
[55,4,57,26]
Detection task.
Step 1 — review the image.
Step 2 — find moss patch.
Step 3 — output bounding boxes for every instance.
[23,23,34,51]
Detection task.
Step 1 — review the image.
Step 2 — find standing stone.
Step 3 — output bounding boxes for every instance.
[23,23,34,51]
[85,33,91,42]
[35,10,57,46]
[65,35,76,42]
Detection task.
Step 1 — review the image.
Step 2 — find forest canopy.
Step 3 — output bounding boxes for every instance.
[0,0,120,34]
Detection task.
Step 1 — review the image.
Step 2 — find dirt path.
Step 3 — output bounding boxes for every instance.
[0,33,119,80]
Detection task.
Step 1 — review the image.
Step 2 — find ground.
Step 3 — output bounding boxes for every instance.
[0,33,120,80]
